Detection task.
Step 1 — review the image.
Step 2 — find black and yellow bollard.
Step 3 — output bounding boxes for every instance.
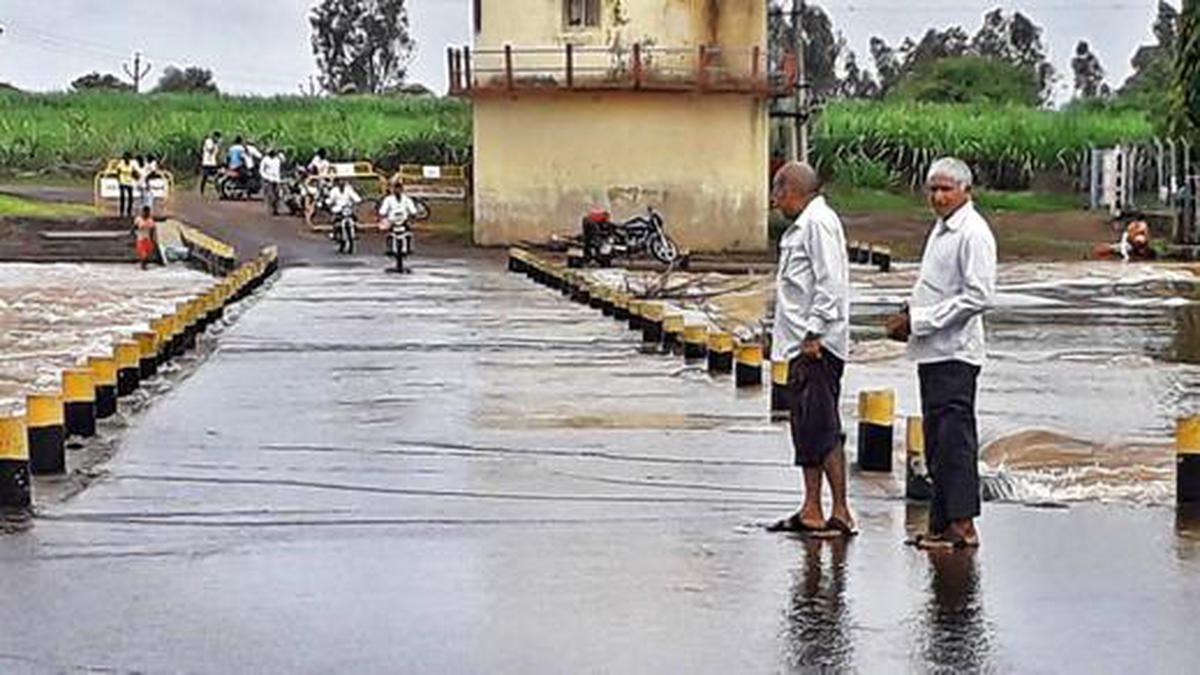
[612,293,630,322]
[508,247,526,274]
[571,280,591,306]
[707,331,734,374]
[683,324,708,362]
[871,245,892,273]
[176,301,196,352]
[559,271,574,297]
[588,284,606,311]
[597,287,614,316]
[151,317,172,366]
[87,356,118,420]
[735,342,763,388]
[641,303,664,347]
[168,313,187,358]
[770,360,790,419]
[661,314,684,355]
[62,368,96,438]
[857,389,895,472]
[135,331,159,380]
[115,341,141,397]
[905,415,932,499]
[0,413,31,521]
[26,392,65,476]
[1177,417,1200,504]
[627,300,644,332]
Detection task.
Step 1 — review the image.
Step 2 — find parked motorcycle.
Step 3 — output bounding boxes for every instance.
[216,166,262,201]
[581,206,680,266]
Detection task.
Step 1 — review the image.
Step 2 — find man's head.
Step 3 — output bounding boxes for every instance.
[771,161,821,220]
[317,148,327,159]
[392,180,405,195]
[213,131,222,140]
[140,205,151,218]
[234,135,244,145]
[926,157,973,219]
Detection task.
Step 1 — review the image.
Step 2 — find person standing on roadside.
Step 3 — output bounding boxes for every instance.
[764,162,856,538]
[116,152,136,218]
[259,148,284,216]
[133,205,157,270]
[200,131,222,196]
[886,157,996,551]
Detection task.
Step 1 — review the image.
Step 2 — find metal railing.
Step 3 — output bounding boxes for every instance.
[447,43,793,96]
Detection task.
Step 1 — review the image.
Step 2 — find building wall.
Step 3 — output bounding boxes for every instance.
[477,0,763,51]
[473,91,768,252]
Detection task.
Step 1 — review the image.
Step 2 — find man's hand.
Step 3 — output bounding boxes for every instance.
[885,312,911,343]
[801,333,823,360]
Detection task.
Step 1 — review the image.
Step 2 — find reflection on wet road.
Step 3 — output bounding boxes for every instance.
[0,257,1197,672]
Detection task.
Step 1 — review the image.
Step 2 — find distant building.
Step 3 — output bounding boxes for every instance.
[450,0,783,252]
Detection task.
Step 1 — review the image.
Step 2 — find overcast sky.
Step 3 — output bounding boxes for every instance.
[0,1,1176,99]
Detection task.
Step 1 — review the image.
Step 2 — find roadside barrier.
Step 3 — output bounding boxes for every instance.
[707,332,734,374]
[683,325,707,362]
[0,414,31,520]
[662,314,684,355]
[770,360,790,418]
[613,293,631,322]
[857,389,895,472]
[86,356,118,419]
[135,331,159,379]
[62,369,96,438]
[628,300,645,331]
[641,302,664,347]
[735,342,764,388]
[1177,416,1200,504]
[115,341,142,396]
[905,416,931,499]
[26,393,65,476]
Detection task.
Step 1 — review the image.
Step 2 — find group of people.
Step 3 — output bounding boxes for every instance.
[114,152,164,218]
[767,156,997,551]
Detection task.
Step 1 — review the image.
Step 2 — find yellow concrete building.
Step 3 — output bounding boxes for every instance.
[450,0,780,252]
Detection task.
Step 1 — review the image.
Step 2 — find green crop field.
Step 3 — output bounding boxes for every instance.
[814,101,1156,190]
[0,91,471,178]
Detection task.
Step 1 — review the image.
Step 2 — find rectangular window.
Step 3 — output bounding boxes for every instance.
[565,0,600,28]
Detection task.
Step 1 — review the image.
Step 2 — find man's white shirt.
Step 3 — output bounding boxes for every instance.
[259,156,283,184]
[907,200,997,366]
[327,185,362,213]
[771,195,851,362]
[379,194,420,227]
[201,138,219,167]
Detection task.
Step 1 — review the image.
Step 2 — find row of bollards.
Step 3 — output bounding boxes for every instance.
[511,247,1200,508]
[848,240,892,273]
[0,248,279,527]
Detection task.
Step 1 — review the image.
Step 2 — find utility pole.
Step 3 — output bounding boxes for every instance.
[123,51,151,93]
[793,0,809,164]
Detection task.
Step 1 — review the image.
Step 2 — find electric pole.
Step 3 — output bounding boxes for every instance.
[793,0,809,164]
[123,51,151,93]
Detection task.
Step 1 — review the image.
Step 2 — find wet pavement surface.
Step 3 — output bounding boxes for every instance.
[0,253,1196,672]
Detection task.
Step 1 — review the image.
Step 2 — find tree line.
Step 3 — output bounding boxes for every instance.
[772,1,1179,117]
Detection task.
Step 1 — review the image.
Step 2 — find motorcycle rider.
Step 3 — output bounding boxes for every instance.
[378,180,421,272]
[226,136,247,179]
[308,148,332,176]
[327,177,362,253]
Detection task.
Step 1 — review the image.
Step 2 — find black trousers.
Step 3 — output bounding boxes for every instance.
[119,185,134,217]
[788,349,845,468]
[918,360,982,533]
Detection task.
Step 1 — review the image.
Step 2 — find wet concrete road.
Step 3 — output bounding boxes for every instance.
[2,255,1199,673]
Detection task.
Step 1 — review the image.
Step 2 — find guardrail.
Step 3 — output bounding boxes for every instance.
[448,44,793,97]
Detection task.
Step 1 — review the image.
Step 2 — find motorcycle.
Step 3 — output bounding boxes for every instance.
[385,222,414,273]
[216,166,262,201]
[332,207,358,255]
[581,206,680,266]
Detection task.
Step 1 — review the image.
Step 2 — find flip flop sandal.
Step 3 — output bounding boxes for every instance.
[916,532,979,550]
[819,516,859,538]
[765,513,827,534]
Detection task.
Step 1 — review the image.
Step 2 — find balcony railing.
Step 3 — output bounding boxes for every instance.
[447,44,795,97]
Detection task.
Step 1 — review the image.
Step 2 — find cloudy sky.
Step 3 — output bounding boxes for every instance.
[0,1,1175,99]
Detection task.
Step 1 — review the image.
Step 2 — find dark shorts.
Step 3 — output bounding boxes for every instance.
[202,166,218,177]
[788,349,845,467]
[918,360,982,532]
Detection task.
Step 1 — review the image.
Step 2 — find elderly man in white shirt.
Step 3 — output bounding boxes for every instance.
[887,157,997,550]
[765,162,856,538]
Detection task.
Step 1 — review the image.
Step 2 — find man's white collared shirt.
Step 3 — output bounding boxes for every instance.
[771,195,851,363]
[908,201,997,366]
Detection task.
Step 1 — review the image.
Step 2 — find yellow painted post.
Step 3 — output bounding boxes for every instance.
[905,416,931,499]
[735,342,763,388]
[1177,416,1200,504]
[62,369,96,438]
[114,341,141,396]
[87,356,118,420]
[707,331,734,374]
[26,392,65,475]
[857,389,895,472]
[0,413,31,517]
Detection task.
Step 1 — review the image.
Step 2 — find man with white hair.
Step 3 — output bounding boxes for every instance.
[887,157,996,550]
[765,161,855,538]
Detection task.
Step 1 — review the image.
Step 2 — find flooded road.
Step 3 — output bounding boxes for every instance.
[0,256,1198,672]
